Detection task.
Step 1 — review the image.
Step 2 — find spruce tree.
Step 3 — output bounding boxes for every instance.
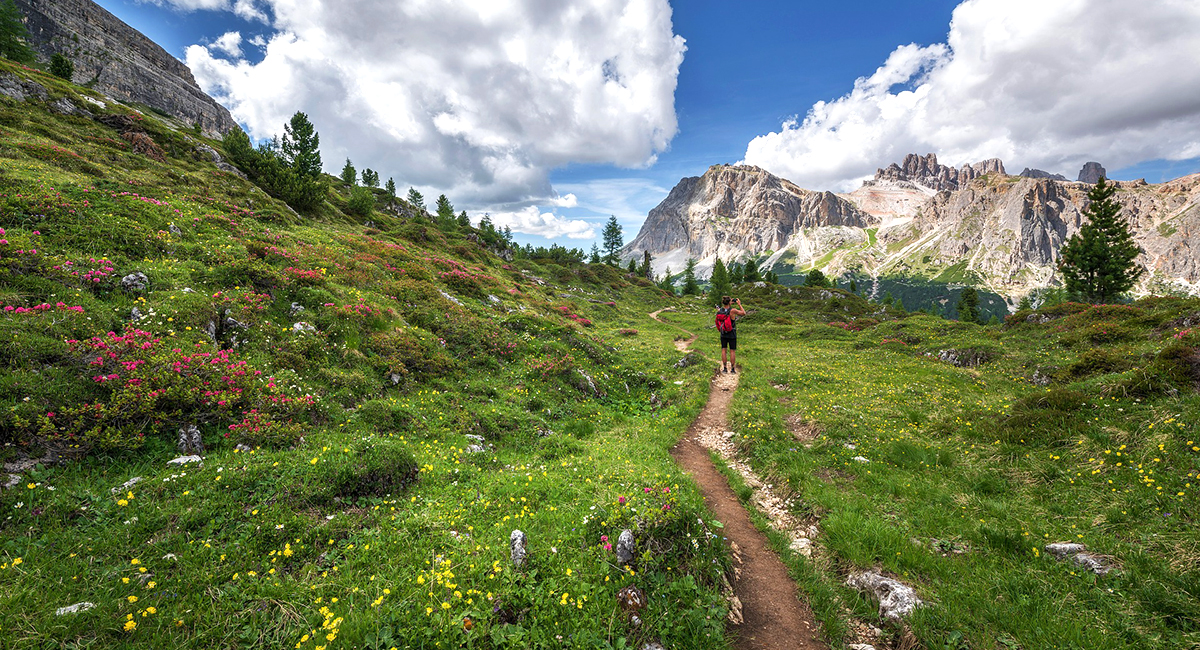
[589,244,602,265]
[659,267,675,294]
[682,258,700,296]
[743,258,761,283]
[457,210,470,228]
[385,177,396,199]
[361,168,379,188]
[729,263,744,285]
[626,258,637,274]
[601,216,623,266]
[407,188,426,213]
[956,287,981,323]
[281,112,321,180]
[50,52,74,81]
[1058,177,1144,303]
[805,268,829,288]
[435,194,455,227]
[642,250,652,279]
[849,278,858,293]
[0,0,34,64]
[709,259,731,306]
[340,159,356,186]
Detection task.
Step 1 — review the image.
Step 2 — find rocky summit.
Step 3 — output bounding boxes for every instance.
[622,164,873,278]
[14,0,236,135]
[627,156,1200,301]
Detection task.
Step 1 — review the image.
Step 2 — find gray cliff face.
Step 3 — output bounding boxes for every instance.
[624,165,875,265]
[1019,168,1067,181]
[872,153,1008,192]
[15,0,237,135]
[1077,162,1107,184]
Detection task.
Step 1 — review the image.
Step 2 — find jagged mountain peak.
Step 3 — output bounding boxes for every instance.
[869,153,1008,192]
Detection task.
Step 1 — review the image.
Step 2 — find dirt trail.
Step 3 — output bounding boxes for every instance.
[653,308,826,650]
[649,307,697,351]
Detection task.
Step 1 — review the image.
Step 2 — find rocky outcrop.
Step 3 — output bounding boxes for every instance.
[1020,168,1067,181]
[871,153,1007,192]
[623,165,875,276]
[1078,161,1107,184]
[14,0,236,136]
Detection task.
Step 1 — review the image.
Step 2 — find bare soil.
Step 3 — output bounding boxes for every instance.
[652,308,827,650]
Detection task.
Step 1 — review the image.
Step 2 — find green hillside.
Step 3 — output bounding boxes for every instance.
[2,57,1199,650]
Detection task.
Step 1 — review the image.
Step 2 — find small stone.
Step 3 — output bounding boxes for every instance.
[290,302,305,316]
[846,570,922,621]
[181,287,195,294]
[177,424,203,453]
[121,272,149,292]
[130,307,142,321]
[292,322,316,334]
[2,474,20,490]
[639,641,663,650]
[169,223,182,235]
[55,602,96,616]
[852,456,870,463]
[789,537,813,557]
[235,444,251,452]
[848,645,877,650]
[388,373,402,385]
[616,584,646,613]
[167,455,203,466]
[439,290,463,306]
[162,553,178,561]
[510,529,527,567]
[1044,542,1087,559]
[110,476,143,494]
[616,529,635,565]
[726,595,744,625]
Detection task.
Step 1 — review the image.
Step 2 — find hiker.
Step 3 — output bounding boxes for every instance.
[715,296,745,373]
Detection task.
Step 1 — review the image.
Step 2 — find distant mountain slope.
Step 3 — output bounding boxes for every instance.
[15,0,237,135]
[627,157,1200,301]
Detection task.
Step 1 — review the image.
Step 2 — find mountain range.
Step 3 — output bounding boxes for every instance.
[625,154,1200,302]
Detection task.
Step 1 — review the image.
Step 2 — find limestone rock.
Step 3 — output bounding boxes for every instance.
[292,322,316,334]
[15,0,237,135]
[290,302,305,316]
[846,570,922,621]
[177,424,204,454]
[167,455,203,466]
[55,602,96,616]
[0,72,48,102]
[509,529,527,567]
[120,272,149,292]
[110,476,142,494]
[1020,168,1067,181]
[1078,162,1107,184]
[873,153,1006,192]
[616,529,635,566]
[1045,542,1114,575]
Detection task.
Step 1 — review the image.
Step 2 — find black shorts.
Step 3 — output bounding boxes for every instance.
[720,333,737,350]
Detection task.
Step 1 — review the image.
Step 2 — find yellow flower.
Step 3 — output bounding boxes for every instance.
[124,620,137,632]
[146,607,156,614]
[127,596,138,603]
[117,499,129,507]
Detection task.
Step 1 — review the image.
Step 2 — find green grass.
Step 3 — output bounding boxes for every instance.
[0,59,732,649]
[703,289,1200,649]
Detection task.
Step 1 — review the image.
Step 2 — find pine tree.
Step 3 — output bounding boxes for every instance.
[435,195,455,227]
[347,186,375,217]
[626,258,637,274]
[849,278,858,293]
[50,52,74,81]
[340,159,356,186]
[709,259,731,306]
[805,268,829,288]
[281,112,321,180]
[601,216,623,266]
[0,0,34,64]
[589,244,602,265]
[956,287,981,323]
[729,263,744,285]
[502,226,513,245]
[658,267,675,294]
[744,258,761,283]
[361,168,379,188]
[385,178,396,199]
[642,250,652,280]
[1058,177,1144,303]
[683,258,700,296]
[457,210,470,228]
[1017,294,1032,311]
[407,188,426,213]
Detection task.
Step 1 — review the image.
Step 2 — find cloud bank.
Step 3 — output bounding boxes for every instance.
[743,0,1200,191]
[182,0,686,236]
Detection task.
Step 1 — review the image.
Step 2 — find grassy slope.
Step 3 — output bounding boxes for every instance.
[0,61,732,649]
[703,285,1199,649]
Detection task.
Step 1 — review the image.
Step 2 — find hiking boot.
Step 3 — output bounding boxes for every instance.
[731,367,737,374]
[721,366,728,373]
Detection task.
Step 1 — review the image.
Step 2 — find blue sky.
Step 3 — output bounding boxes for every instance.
[94,0,1200,251]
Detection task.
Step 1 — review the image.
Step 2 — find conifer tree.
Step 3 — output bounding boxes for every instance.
[601,216,623,266]
[361,168,379,188]
[340,159,356,186]
[626,258,637,274]
[709,259,731,306]
[849,278,858,293]
[407,188,426,213]
[1058,176,1144,303]
[743,258,761,283]
[281,112,321,180]
[385,177,396,199]
[729,262,744,285]
[0,0,34,64]
[805,268,829,288]
[658,266,675,294]
[457,210,470,228]
[1017,294,1032,311]
[435,194,455,227]
[589,244,602,265]
[50,52,74,81]
[502,226,513,245]
[956,287,981,323]
[683,258,700,296]
[642,250,653,279]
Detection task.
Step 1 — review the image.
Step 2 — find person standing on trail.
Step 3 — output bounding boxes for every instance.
[715,296,745,373]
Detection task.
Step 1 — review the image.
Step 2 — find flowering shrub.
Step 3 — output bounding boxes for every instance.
[2,302,84,315]
[15,330,316,449]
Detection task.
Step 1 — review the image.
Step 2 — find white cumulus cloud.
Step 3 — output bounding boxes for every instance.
[209,31,242,57]
[184,0,686,237]
[743,0,1200,191]
[484,207,595,240]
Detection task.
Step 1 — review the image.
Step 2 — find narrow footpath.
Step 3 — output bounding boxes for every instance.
[651,308,826,650]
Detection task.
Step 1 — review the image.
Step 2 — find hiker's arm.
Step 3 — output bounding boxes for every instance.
[733,299,746,317]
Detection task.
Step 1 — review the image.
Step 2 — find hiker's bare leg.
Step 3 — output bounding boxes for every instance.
[730,349,736,369]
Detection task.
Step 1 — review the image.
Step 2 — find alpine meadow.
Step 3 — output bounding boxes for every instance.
[3,1,1200,649]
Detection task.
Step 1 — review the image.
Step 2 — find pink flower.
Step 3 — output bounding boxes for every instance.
[618,496,626,505]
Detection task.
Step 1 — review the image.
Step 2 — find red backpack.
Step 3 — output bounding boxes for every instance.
[715,308,734,334]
